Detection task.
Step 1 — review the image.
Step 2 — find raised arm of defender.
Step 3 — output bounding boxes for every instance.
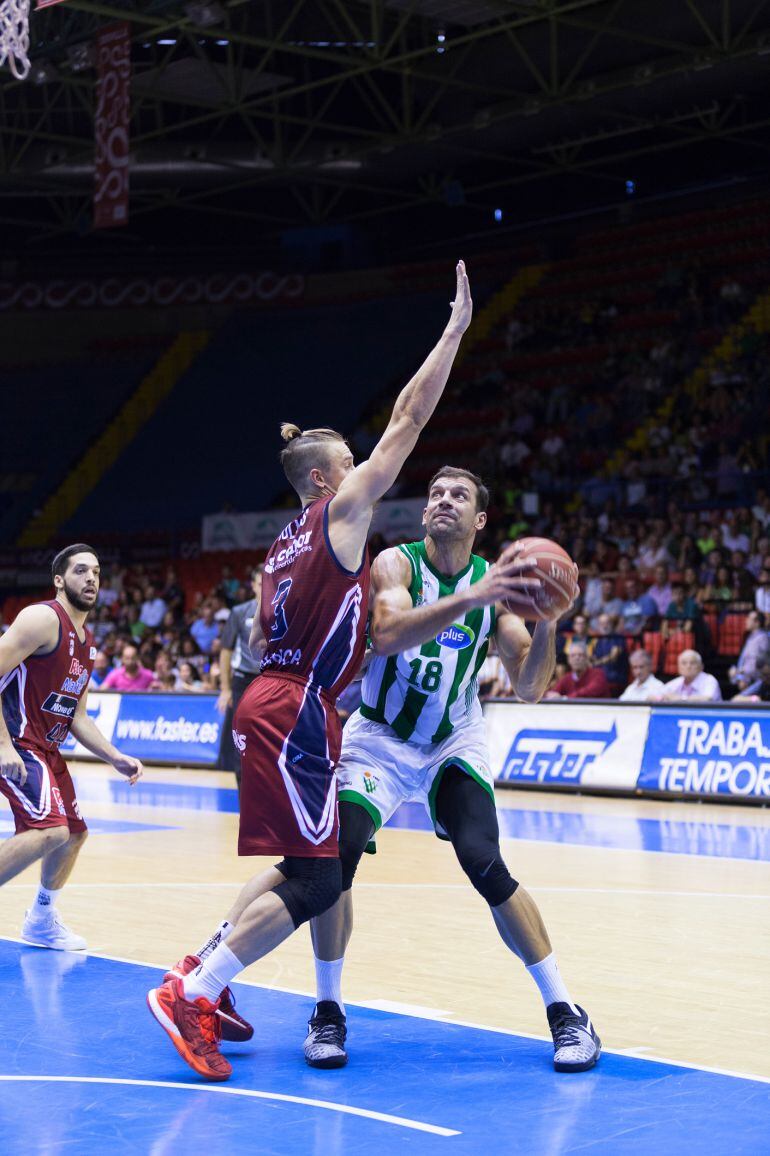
[328,262,472,556]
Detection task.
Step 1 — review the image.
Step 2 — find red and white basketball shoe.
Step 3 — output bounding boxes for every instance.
[147,977,232,1082]
[164,954,254,1042]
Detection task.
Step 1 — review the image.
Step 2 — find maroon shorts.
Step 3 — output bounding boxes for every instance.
[234,672,341,858]
[0,745,87,834]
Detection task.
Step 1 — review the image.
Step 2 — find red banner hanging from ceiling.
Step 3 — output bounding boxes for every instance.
[94,22,131,230]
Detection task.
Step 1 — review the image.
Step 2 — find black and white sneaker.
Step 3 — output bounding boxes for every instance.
[304,1001,348,1069]
[547,1003,601,1072]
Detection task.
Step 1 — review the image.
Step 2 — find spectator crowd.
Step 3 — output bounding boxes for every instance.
[85,562,260,696]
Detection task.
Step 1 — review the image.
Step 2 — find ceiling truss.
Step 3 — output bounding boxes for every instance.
[1,0,770,262]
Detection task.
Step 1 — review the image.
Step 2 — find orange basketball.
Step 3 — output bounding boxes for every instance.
[499,537,579,622]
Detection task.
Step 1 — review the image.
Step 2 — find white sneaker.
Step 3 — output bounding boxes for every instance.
[21,908,87,952]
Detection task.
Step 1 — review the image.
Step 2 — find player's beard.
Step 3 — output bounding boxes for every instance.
[63,578,96,614]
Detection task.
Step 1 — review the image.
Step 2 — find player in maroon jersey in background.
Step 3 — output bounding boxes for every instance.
[147,261,532,1082]
[0,544,142,951]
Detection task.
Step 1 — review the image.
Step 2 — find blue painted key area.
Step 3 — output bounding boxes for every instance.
[0,940,767,1154]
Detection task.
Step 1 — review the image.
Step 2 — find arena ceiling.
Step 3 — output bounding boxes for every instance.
[3,0,770,269]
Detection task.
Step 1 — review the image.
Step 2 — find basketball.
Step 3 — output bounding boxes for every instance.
[498,537,579,622]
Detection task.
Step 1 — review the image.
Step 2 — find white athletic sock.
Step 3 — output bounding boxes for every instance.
[183,942,243,1004]
[526,952,578,1014]
[196,919,234,962]
[33,886,61,915]
[314,956,345,1013]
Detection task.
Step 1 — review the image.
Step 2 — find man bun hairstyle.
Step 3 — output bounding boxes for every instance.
[428,465,489,512]
[51,543,98,583]
[279,422,348,495]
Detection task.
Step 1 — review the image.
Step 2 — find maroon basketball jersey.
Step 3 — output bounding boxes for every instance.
[0,600,95,752]
[260,497,370,698]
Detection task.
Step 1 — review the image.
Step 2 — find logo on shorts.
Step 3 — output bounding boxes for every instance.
[232,729,246,752]
[436,623,475,650]
[41,693,78,719]
[52,786,66,816]
[363,770,378,794]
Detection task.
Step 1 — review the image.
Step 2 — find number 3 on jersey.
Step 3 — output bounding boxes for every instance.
[270,578,292,641]
[407,657,443,693]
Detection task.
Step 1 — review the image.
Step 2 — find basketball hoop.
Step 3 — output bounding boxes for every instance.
[0,0,31,80]
[0,0,66,81]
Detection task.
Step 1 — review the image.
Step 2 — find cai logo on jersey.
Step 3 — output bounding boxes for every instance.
[41,692,78,720]
[436,623,475,650]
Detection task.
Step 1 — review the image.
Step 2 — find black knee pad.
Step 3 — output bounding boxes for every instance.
[462,852,519,907]
[272,857,342,928]
[434,764,519,907]
[338,801,375,892]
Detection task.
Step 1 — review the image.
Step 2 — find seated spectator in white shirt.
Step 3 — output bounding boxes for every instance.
[620,650,665,702]
[728,610,770,692]
[657,649,722,703]
[140,584,168,629]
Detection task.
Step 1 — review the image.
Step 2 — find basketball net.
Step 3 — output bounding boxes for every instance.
[0,0,31,79]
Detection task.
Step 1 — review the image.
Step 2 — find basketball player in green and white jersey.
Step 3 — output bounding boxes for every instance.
[304,466,601,1075]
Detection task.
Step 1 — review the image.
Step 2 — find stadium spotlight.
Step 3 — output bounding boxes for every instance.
[625,179,636,196]
[436,28,445,54]
[494,208,503,222]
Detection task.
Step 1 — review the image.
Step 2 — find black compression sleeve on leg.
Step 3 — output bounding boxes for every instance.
[435,764,518,907]
[272,857,342,928]
[338,801,376,891]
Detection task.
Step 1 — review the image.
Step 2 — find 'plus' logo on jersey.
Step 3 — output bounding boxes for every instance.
[436,624,475,650]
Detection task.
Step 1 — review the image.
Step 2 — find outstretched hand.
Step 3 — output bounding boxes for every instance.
[447,260,472,335]
[112,754,143,786]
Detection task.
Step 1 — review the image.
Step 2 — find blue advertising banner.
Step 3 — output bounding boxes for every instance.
[61,693,222,766]
[638,708,770,799]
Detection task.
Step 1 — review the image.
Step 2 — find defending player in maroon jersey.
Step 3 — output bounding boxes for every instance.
[148,261,476,1082]
[0,544,142,952]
